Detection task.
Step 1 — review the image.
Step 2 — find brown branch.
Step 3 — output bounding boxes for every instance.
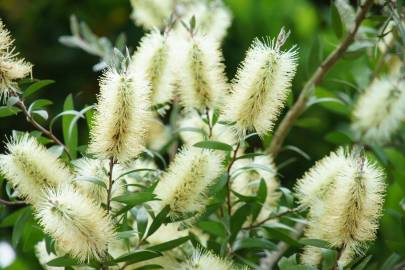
[14,99,72,159]
[242,205,305,230]
[226,142,240,216]
[0,198,26,206]
[268,0,375,157]
[205,107,213,138]
[106,157,115,214]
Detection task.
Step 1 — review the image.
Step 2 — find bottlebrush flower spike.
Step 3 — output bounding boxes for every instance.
[35,185,115,262]
[0,134,73,203]
[223,28,298,137]
[129,0,172,30]
[0,20,32,103]
[89,68,151,163]
[73,158,126,208]
[294,148,352,208]
[153,147,223,218]
[176,250,233,270]
[34,240,60,270]
[173,33,228,111]
[352,77,405,144]
[178,0,232,42]
[299,148,386,267]
[130,30,175,105]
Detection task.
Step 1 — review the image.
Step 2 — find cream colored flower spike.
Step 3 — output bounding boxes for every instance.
[0,20,32,103]
[173,33,228,111]
[130,30,175,106]
[35,186,115,262]
[352,77,405,145]
[0,134,73,203]
[299,148,386,267]
[153,147,223,218]
[129,0,172,30]
[223,33,298,137]
[175,250,233,270]
[89,68,151,162]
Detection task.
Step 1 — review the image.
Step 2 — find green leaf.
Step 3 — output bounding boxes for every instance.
[230,204,251,242]
[198,220,228,238]
[278,254,318,270]
[48,145,65,158]
[381,253,401,270]
[132,265,163,270]
[353,255,372,270]
[63,94,78,159]
[324,131,352,145]
[28,99,53,111]
[32,109,49,120]
[23,80,55,98]
[331,3,343,38]
[75,176,107,189]
[147,236,189,252]
[193,140,233,151]
[321,249,337,270]
[146,206,170,237]
[12,208,31,247]
[113,250,161,264]
[233,237,277,251]
[0,207,28,228]
[47,256,79,267]
[299,238,331,249]
[0,106,20,117]
[137,207,149,240]
[208,173,228,196]
[116,230,137,240]
[112,192,156,206]
[264,224,300,247]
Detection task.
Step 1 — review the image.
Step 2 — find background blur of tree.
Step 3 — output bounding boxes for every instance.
[0,0,402,269]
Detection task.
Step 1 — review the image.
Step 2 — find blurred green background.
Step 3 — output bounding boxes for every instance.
[0,0,403,269]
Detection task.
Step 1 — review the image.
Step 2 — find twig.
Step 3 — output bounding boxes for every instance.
[106,157,115,214]
[0,198,26,206]
[268,0,375,158]
[14,98,72,159]
[242,205,305,230]
[226,142,240,216]
[205,107,213,138]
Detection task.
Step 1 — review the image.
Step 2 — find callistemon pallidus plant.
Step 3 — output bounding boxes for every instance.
[352,77,405,144]
[296,148,385,267]
[173,32,228,111]
[35,186,115,262]
[0,134,73,203]
[1,0,400,268]
[89,67,151,162]
[153,147,223,219]
[223,29,298,137]
[0,20,32,102]
[129,30,175,106]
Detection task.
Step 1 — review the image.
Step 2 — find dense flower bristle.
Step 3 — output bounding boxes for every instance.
[177,0,232,42]
[172,33,228,111]
[175,250,233,270]
[299,148,386,267]
[223,37,298,137]
[0,20,32,103]
[130,30,175,105]
[89,68,151,162]
[129,0,173,30]
[294,148,351,208]
[35,185,115,262]
[153,147,223,218]
[0,134,73,203]
[352,77,405,144]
